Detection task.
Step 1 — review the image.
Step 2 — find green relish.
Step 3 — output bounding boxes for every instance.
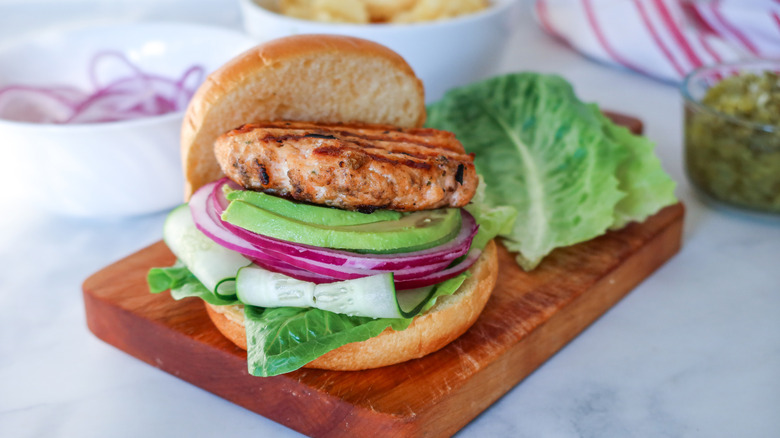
[685,70,780,213]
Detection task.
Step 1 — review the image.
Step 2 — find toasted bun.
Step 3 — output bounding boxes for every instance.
[205,240,498,371]
[181,34,426,199]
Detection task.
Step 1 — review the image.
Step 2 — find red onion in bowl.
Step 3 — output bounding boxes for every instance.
[0,51,204,124]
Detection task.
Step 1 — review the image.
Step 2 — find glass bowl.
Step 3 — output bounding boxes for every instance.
[681,60,780,213]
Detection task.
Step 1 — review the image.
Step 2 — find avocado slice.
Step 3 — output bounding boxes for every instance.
[225,188,401,226]
[222,200,462,253]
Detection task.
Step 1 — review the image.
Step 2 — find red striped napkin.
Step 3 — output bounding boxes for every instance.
[535,0,780,82]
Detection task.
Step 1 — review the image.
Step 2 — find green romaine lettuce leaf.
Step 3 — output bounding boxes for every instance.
[426,73,676,270]
[245,306,410,376]
[149,261,467,377]
[465,176,518,250]
[591,107,677,229]
[419,273,467,313]
[245,274,466,376]
[427,73,627,269]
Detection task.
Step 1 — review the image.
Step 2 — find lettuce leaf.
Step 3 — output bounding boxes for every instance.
[245,307,410,376]
[426,73,676,270]
[465,176,518,250]
[427,73,627,269]
[419,273,467,314]
[591,107,677,229]
[149,261,466,377]
[245,274,466,376]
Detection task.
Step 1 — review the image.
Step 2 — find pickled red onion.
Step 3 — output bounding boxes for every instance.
[189,179,480,290]
[0,51,204,124]
[210,178,478,270]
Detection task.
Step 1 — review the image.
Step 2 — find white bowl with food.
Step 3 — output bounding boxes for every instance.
[238,0,522,102]
[0,22,256,218]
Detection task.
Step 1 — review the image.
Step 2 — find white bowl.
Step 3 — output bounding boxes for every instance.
[0,22,256,218]
[238,0,522,103]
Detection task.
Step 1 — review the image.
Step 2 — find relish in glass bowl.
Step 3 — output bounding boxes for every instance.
[682,60,780,213]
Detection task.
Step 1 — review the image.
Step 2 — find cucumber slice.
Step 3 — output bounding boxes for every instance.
[236,265,435,319]
[225,187,401,226]
[163,204,250,298]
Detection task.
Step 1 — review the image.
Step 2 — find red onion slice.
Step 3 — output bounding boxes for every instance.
[190,180,265,257]
[206,187,453,280]
[394,248,482,290]
[209,179,478,270]
[0,85,85,123]
[248,257,337,284]
[190,179,480,289]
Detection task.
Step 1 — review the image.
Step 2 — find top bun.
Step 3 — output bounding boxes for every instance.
[181,34,426,198]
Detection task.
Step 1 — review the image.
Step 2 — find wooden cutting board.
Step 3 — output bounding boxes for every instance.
[83,114,683,437]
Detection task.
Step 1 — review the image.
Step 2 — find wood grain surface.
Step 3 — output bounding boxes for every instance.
[83,203,683,437]
[82,114,683,437]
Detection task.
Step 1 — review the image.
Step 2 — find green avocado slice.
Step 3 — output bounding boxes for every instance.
[225,188,401,226]
[222,200,462,254]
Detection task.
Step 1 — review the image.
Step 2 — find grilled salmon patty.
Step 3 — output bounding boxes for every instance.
[214,121,478,212]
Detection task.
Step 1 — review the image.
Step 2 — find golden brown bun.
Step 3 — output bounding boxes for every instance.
[181,34,426,199]
[204,240,498,371]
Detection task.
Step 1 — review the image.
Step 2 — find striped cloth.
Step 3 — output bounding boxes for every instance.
[535,0,780,82]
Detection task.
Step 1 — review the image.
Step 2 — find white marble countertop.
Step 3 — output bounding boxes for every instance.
[1,1,779,437]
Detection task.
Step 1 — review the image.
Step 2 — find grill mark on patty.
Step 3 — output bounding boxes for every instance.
[270,133,456,162]
[455,164,465,185]
[303,133,338,140]
[254,159,270,185]
[230,122,463,154]
[312,145,345,156]
[365,151,432,170]
[260,134,304,144]
[312,145,433,170]
[234,123,256,134]
[333,131,462,153]
[311,142,429,161]
[334,138,436,160]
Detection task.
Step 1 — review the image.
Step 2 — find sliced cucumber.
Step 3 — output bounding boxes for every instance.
[236,265,435,319]
[236,268,316,308]
[163,204,250,298]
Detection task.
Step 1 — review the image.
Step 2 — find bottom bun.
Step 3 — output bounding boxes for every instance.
[205,239,498,371]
